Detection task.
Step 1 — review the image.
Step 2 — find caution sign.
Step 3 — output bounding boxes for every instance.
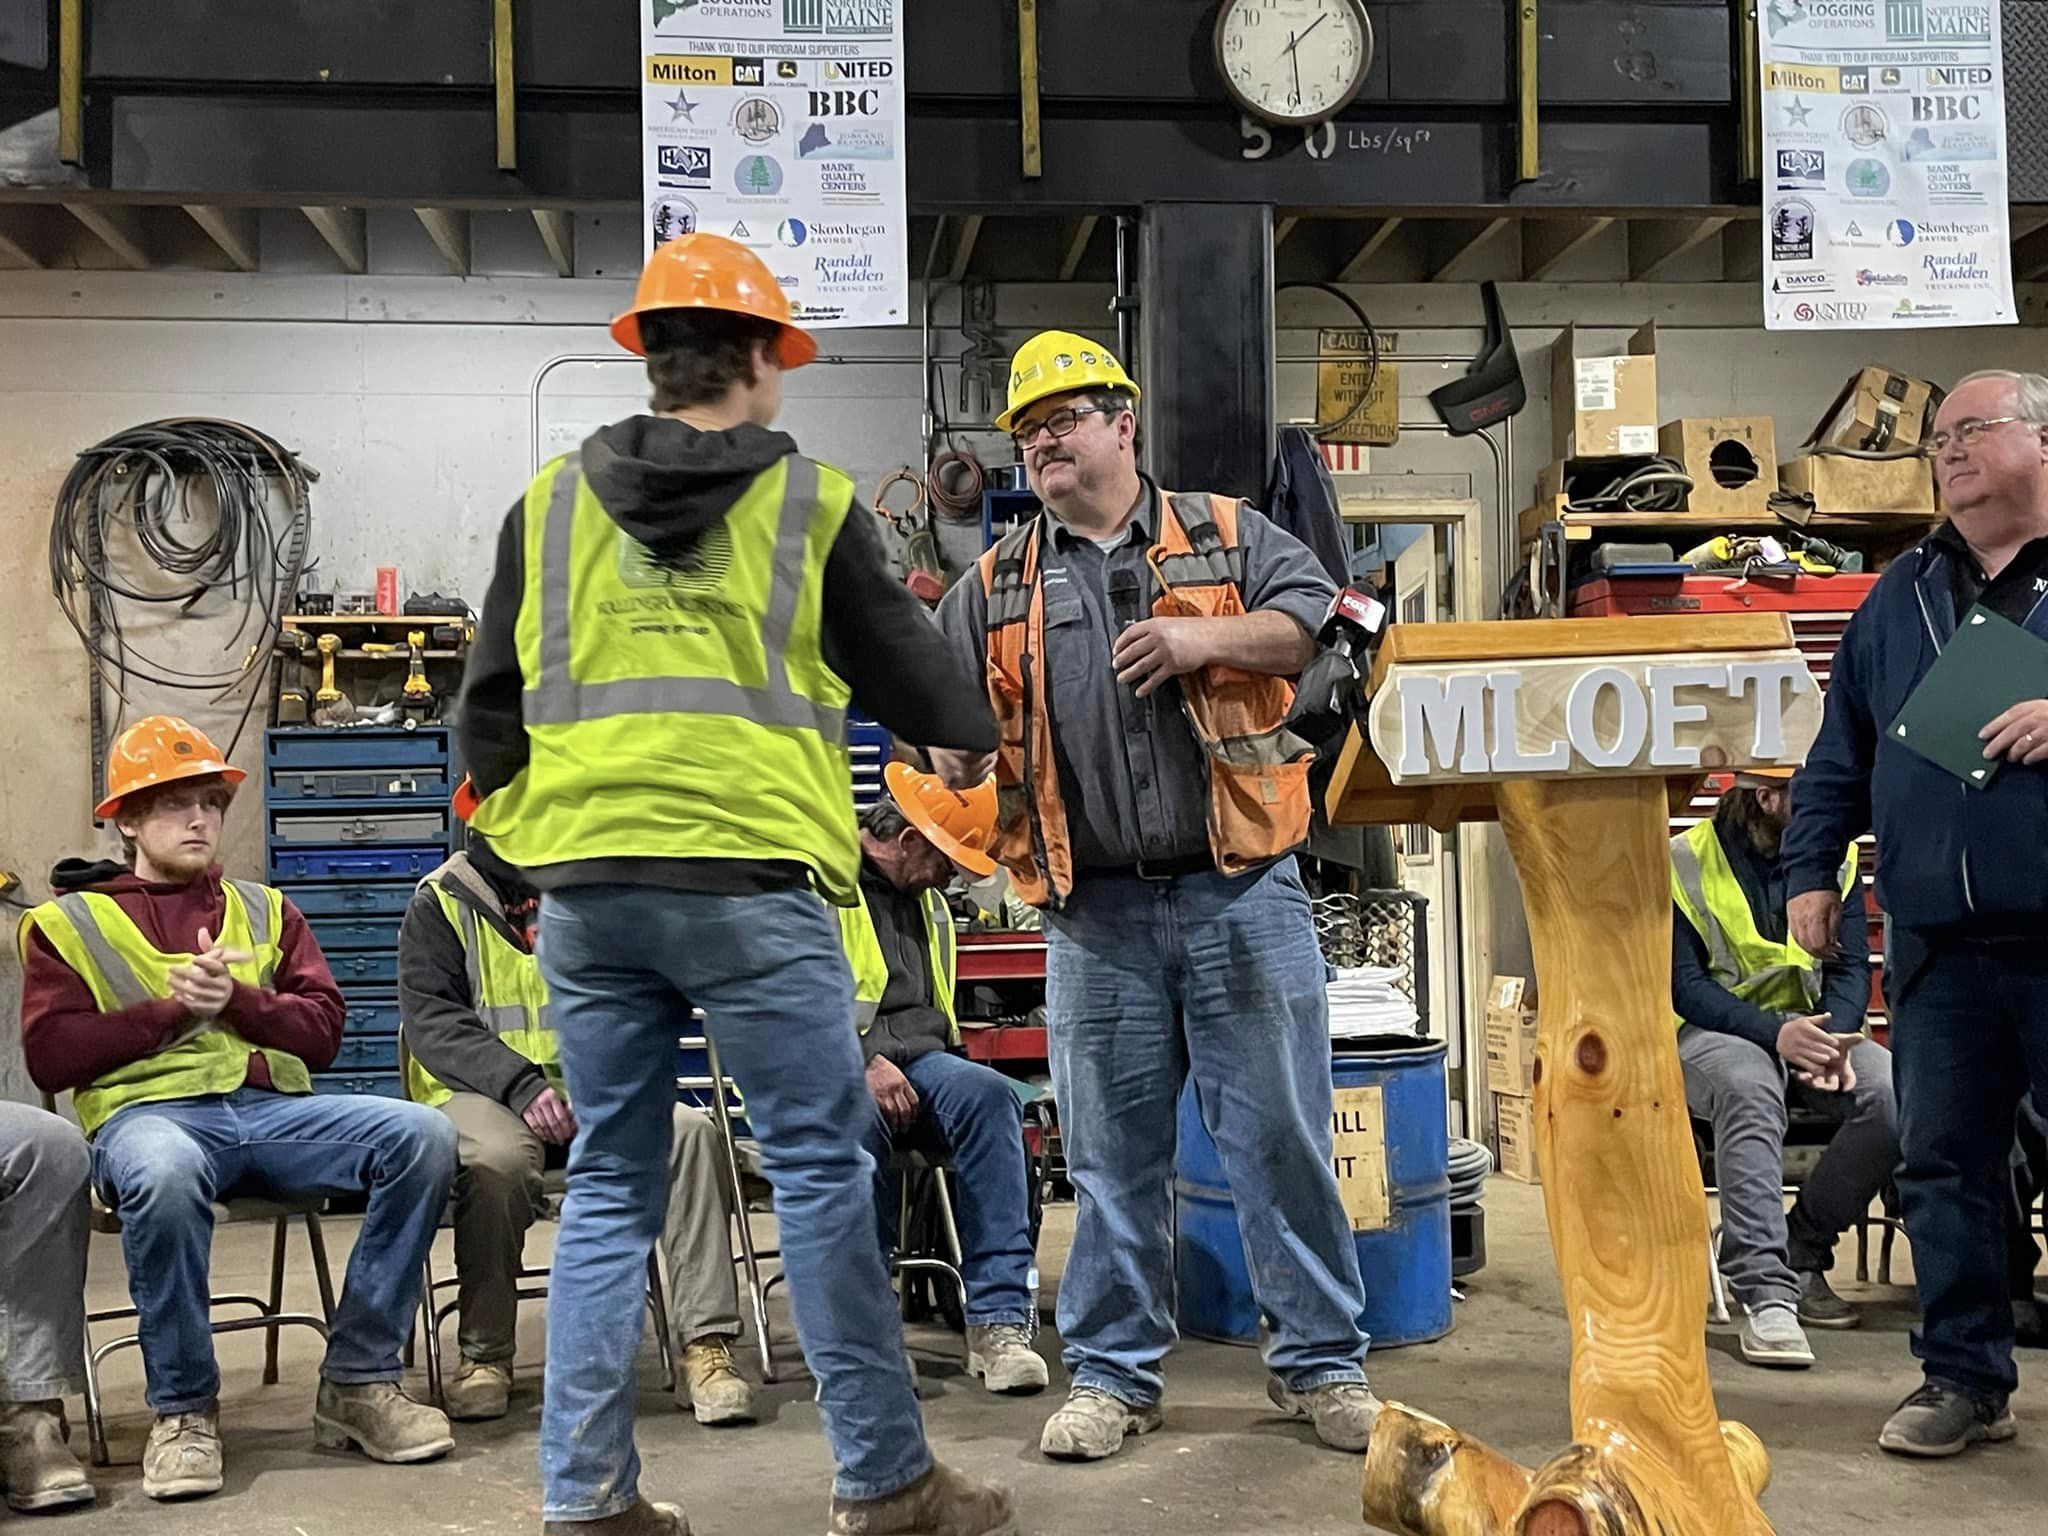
[1330,1083,1391,1233]
[1315,329,1399,447]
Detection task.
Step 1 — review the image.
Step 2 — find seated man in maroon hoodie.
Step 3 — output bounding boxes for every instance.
[18,716,458,1504]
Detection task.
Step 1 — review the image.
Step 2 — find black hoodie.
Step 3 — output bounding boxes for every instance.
[459,415,996,894]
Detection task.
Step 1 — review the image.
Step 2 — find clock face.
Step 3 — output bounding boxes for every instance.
[1215,0,1371,126]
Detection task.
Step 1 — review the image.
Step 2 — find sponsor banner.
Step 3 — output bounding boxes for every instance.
[1760,0,2013,330]
[642,0,908,327]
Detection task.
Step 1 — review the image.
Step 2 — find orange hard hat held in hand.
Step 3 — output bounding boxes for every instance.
[883,760,998,877]
[96,716,245,821]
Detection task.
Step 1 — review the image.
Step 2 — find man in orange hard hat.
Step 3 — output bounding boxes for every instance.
[845,765,1047,1398]
[18,717,458,1503]
[459,234,1009,1536]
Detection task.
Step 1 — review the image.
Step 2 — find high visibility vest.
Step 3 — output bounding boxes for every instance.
[469,449,861,904]
[19,880,305,1137]
[1669,821,1860,1025]
[403,858,558,1108]
[837,885,958,1043]
[976,492,1314,906]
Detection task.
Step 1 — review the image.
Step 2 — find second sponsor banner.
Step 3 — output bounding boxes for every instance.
[642,1,908,329]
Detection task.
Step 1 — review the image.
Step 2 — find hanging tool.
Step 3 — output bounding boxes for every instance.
[956,279,1004,421]
[313,632,355,726]
[874,469,945,604]
[402,629,435,722]
[277,632,312,725]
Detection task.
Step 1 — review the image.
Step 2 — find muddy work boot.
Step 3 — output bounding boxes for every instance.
[1878,1382,2018,1459]
[443,1357,513,1422]
[1267,1378,1384,1452]
[678,1337,757,1426]
[964,1325,1049,1396]
[142,1411,223,1502]
[827,1461,1018,1536]
[312,1381,455,1464]
[0,1400,94,1511]
[542,1499,690,1535]
[1038,1387,1161,1462]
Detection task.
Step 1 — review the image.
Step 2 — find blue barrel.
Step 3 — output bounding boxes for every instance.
[1174,1038,1454,1349]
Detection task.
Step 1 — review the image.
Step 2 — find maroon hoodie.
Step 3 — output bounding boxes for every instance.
[20,866,345,1096]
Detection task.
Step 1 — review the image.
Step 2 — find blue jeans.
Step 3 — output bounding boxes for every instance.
[1888,929,2048,1410]
[1044,860,1368,1407]
[537,884,927,1520]
[857,1050,1034,1327]
[90,1087,457,1416]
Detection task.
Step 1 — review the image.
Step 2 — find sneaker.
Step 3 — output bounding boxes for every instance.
[312,1381,455,1464]
[1738,1302,1815,1369]
[1266,1378,1383,1452]
[965,1325,1049,1396]
[443,1357,513,1422]
[1038,1387,1161,1462]
[679,1337,757,1427]
[1796,1270,1860,1331]
[0,1401,94,1511]
[543,1499,690,1535]
[1879,1383,2018,1459]
[827,1460,1018,1536]
[142,1411,223,1502]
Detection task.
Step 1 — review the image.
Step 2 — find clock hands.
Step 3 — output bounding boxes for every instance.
[1279,11,1333,107]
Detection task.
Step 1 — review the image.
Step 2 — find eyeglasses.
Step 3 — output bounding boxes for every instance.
[1925,416,2029,454]
[1011,404,1110,452]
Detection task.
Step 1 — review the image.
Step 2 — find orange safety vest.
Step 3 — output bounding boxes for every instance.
[976,490,1313,907]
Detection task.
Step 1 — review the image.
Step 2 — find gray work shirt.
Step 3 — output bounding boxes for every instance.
[936,478,1335,870]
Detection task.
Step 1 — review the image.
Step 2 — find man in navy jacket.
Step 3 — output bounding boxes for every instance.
[1784,369,2048,1460]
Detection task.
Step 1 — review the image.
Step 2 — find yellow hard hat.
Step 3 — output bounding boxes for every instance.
[994,330,1140,434]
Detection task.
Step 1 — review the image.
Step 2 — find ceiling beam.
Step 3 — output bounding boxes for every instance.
[0,215,43,269]
[1521,216,1613,281]
[64,204,152,269]
[1628,215,1732,281]
[301,206,367,273]
[1056,214,1098,281]
[415,208,471,277]
[533,209,575,278]
[921,214,948,281]
[946,213,984,281]
[1335,217,1405,283]
[2015,226,2048,282]
[2011,212,2048,244]
[1273,215,1300,252]
[1429,216,1512,282]
[183,205,260,271]
[1723,228,1762,283]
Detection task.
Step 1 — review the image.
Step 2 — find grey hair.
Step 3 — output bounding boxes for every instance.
[1952,369,2048,423]
[860,797,912,842]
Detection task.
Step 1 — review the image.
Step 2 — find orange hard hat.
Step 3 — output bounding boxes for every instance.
[610,232,817,369]
[884,761,998,877]
[96,715,245,821]
[452,776,483,823]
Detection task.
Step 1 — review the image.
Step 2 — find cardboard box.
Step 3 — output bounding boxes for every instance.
[1778,452,1935,518]
[1484,975,1541,1097]
[1809,366,1939,454]
[1494,1092,1541,1184]
[1551,323,1659,460]
[1658,416,1779,520]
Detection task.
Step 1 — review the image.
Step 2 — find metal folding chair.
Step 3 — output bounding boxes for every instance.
[890,1147,968,1341]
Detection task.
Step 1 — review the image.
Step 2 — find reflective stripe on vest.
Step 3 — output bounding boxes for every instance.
[404,870,557,1108]
[19,881,306,1137]
[1669,821,1860,1023]
[837,886,958,1043]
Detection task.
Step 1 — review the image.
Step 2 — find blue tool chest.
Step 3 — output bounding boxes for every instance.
[265,728,454,1100]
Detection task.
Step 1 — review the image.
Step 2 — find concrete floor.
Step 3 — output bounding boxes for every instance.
[52,1179,2047,1535]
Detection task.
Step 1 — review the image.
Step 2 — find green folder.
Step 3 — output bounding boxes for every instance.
[1887,604,2048,789]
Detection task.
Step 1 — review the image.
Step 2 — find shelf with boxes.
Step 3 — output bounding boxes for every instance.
[265,727,457,1100]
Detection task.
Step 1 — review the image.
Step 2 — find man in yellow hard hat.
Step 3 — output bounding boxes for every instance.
[847,765,1047,1398]
[933,333,1377,1463]
[459,234,1011,1536]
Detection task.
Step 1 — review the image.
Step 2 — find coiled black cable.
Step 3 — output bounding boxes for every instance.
[48,418,315,806]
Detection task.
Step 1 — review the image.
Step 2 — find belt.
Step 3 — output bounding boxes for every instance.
[1084,854,1214,884]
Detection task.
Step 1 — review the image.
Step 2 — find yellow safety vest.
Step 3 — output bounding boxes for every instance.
[1669,821,1860,1025]
[837,885,958,1043]
[19,880,305,1137]
[403,859,558,1108]
[470,450,861,903]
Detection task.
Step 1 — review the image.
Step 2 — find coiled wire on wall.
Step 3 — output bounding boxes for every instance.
[48,418,316,808]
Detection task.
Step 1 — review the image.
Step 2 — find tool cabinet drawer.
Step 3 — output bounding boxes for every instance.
[329,1034,400,1072]
[271,810,447,845]
[269,846,445,882]
[308,915,404,953]
[268,730,450,772]
[325,950,401,986]
[312,1072,405,1099]
[343,999,403,1036]
[268,767,450,802]
[282,884,415,919]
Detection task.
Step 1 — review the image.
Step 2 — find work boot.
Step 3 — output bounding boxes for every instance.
[312,1380,455,1464]
[965,1325,1049,1396]
[1038,1387,1161,1462]
[1266,1378,1384,1452]
[542,1499,690,1535]
[1796,1270,1859,1330]
[1738,1302,1815,1368]
[443,1358,513,1422]
[1879,1382,2018,1458]
[0,1401,94,1511]
[142,1411,223,1502]
[678,1337,756,1426]
[826,1460,1018,1536]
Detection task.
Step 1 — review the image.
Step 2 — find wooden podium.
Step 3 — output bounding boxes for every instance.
[1327,615,1825,1536]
